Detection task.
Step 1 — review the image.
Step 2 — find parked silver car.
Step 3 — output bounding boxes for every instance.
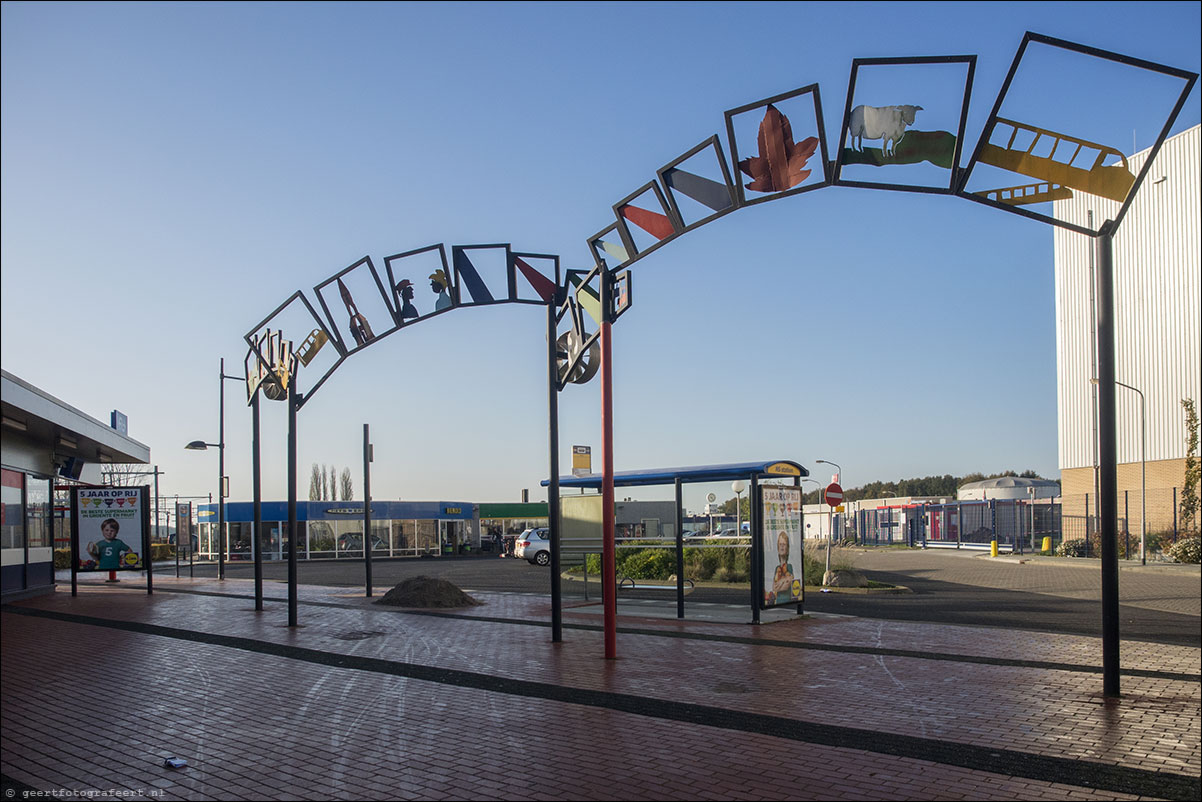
[514,527,551,566]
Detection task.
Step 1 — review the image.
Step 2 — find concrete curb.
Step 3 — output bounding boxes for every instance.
[559,571,912,594]
[980,553,1201,575]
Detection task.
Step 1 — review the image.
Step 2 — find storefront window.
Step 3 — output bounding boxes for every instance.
[228,522,252,559]
[396,520,416,555]
[308,521,335,558]
[54,488,72,550]
[370,521,389,555]
[26,477,51,548]
[199,522,214,557]
[332,520,362,557]
[416,519,437,554]
[263,524,281,559]
[2,469,24,550]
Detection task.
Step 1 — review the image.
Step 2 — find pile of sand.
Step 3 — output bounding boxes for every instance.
[372,576,482,608]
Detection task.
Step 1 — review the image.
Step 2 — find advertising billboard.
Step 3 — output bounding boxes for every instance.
[760,485,804,608]
[75,487,149,572]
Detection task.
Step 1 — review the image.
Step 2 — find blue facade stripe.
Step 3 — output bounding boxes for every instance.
[197,501,477,523]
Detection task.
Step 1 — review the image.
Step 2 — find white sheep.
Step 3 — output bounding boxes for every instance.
[848,104,923,157]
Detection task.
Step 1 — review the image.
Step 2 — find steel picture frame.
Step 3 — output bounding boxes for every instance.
[609,180,681,268]
[724,82,832,209]
[956,31,1198,237]
[452,243,513,307]
[312,256,399,355]
[588,222,631,269]
[656,135,740,235]
[509,250,562,306]
[244,290,340,376]
[383,243,457,326]
[833,54,977,195]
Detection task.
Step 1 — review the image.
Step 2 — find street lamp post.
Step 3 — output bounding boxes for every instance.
[815,459,843,582]
[732,480,746,535]
[185,358,243,580]
[1094,378,1146,565]
[815,458,842,486]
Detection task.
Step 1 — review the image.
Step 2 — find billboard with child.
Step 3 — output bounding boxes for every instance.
[74,487,149,572]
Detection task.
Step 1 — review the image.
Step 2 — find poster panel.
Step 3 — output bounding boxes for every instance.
[76,487,145,571]
[176,502,193,555]
[761,485,804,608]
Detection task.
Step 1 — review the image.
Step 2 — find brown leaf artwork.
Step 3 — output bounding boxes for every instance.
[739,104,818,193]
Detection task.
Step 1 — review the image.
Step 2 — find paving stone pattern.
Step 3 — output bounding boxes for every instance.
[2,577,1199,801]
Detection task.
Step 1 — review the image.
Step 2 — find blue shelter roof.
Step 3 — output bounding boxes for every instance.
[541,460,807,489]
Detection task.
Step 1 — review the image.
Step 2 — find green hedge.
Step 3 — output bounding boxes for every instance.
[1167,536,1200,564]
[581,543,846,586]
[54,544,175,569]
[583,544,833,586]
[1058,531,1173,559]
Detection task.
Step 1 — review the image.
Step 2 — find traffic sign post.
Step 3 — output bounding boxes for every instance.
[822,483,843,585]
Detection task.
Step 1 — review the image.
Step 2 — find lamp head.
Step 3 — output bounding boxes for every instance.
[185,441,210,451]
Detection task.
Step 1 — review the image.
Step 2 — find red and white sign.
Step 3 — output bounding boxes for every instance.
[824,482,843,507]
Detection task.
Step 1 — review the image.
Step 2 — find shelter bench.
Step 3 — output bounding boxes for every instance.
[618,576,695,593]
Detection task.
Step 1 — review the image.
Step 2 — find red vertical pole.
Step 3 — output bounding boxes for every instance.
[600,268,617,660]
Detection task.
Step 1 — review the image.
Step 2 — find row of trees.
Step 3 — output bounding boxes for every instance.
[309,464,353,501]
[838,470,1050,504]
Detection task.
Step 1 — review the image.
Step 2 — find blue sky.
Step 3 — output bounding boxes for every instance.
[2,1,1199,514]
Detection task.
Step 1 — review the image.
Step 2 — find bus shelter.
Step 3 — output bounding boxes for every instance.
[544,459,808,623]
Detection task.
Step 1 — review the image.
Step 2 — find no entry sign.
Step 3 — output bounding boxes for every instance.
[825,482,843,507]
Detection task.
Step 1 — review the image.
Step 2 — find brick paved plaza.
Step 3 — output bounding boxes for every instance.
[2,570,1199,801]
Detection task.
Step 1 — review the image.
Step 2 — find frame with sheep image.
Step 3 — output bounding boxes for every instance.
[834,54,977,194]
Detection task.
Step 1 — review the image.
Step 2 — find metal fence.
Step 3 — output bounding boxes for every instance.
[853,489,1193,556]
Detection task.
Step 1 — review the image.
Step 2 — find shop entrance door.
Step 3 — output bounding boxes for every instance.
[440,520,459,555]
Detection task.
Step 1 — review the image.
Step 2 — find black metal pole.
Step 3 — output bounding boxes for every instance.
[364,423,373,598]
[795,475,804,616]
[218,358,226,581]
[287,376,299,627]
[252,391,263,611]
[599,265,616,659]
[675,477,684,619]
[143,486,153,596]
[70,490,78,597]
[750,474,760,625]
[547,300,562,643]
[153,466,160,555]
[1096,222,1120,698]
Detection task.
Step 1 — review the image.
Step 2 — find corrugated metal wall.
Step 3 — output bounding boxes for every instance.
[1053,125,1201,470]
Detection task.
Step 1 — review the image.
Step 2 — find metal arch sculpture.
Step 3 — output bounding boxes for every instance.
[237,30,1197,679]
[243,246,564,409]
[241,31,1196,407]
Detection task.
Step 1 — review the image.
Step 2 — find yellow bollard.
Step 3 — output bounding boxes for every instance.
[990,539,998,557]
[1041,536,1053,554]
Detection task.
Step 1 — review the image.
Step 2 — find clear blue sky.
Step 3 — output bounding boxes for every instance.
[3,1,1199,514]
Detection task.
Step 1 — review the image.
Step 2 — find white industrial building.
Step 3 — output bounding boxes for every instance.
[1053,125,1200,531]
[957,477,1061,501]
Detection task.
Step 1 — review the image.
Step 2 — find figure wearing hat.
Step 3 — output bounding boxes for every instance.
[395,279,419,320]
[429,269,452,312]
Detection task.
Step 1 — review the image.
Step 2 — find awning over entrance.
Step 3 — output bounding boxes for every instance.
[542,460,807,489]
